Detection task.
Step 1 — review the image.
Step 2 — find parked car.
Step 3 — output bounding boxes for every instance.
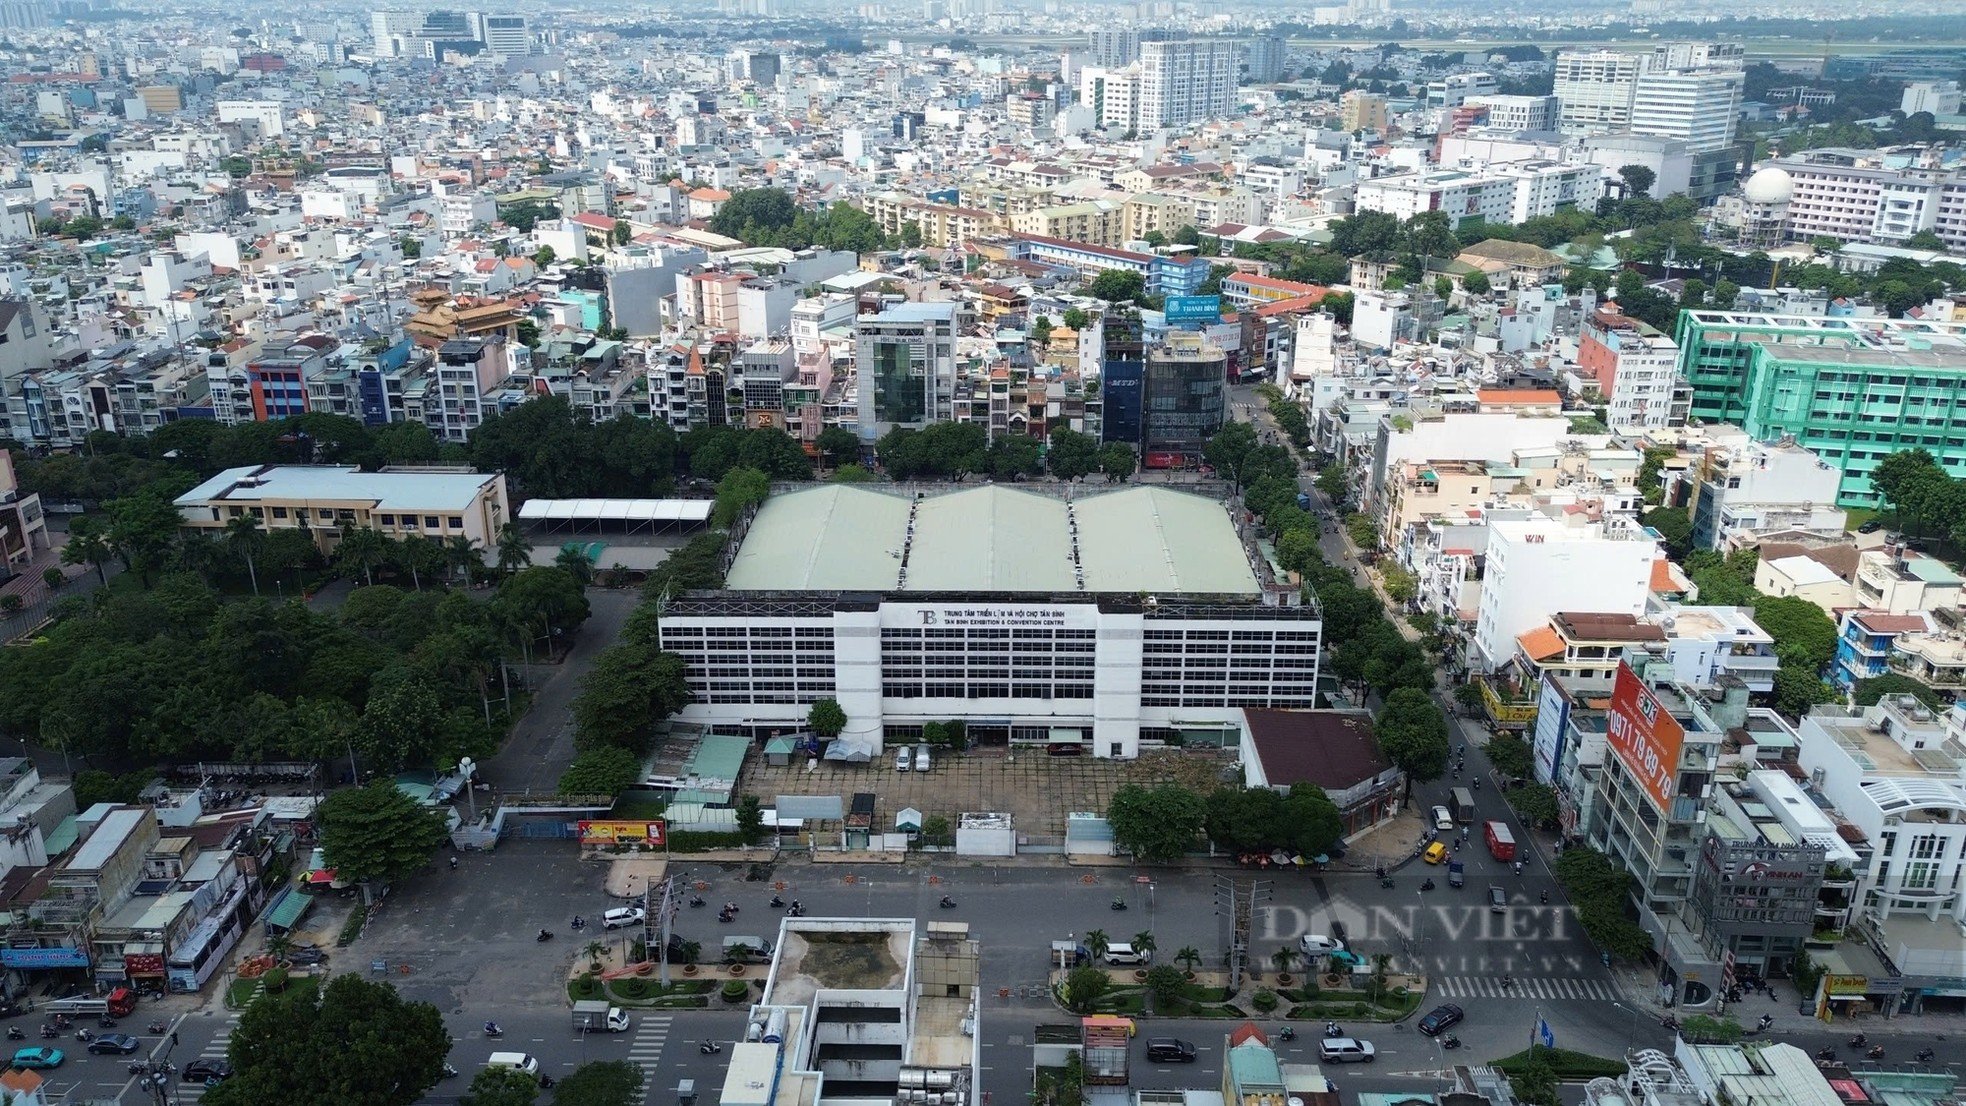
[86,1034,140,1055]
[286,946,327,966]
[1857,519,1884,534]
[896,746,911,772]
[1146,1038,1196,1063]
[1418,1004,1464,1036]
[1319,1038,1376,1064]
[603,906,646,930]
[181,1059,232,1084]
[1300,934,1343,956]
[1431,805,1454,831]
[10,1047,63,1069]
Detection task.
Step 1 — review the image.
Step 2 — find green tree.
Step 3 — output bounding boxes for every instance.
[106,491,185,584]
[1062,965,1111,1013]
[204,974,449,1106]
[558,746,643,795]
[225,513,265,594]
[316,780,447,890]
[1771,666,1837,718]
[1376,688,1450,796]
[1852,672,1944,709]
[495,523,532,576]
[1085,269,1147,304]
[335,526,390,586]
[712,466,772,527]
[817,425,861,467]
[612,219,633,247]
[61,515,114,585]
[1145,964,1186,1012]
[1097,442,1137,482]
[550,1060,645,1106]
[1751,595,1837,673]
[1616,164,1657,198]
[1281,785,1344,856]
[1461,269,1491,295]
[1202,422,1262,492]
[353,671,448,771]
[1047,428,1100,480]
[532,245,557,267]
[571,645,691,751]
[1061,307,1090,330]
[461,1066,539,1106]
[807,697,847,737]
[1106,783,1205,861]
[735,794,766,845]
[1453,682,1486,718]
[1641,506,1694,558]
[830,463,876,483]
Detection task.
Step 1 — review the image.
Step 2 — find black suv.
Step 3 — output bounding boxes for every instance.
[1418,1003,1464,1036]
[1147,1039,1197,1063]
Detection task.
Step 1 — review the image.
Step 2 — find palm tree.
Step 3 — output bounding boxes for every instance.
[555,545,594,587]
[61,518,113,585]
[225,513,264,596]
[444,535,483,586]
[1083,929,1110,963]
[397,534,444,590]
[1271,947,1300,980]
[495,523,531,576]
[583,940,607,970]
[1175,946,1203,975]
[1131,931,1156,961]
[334,525,388,586]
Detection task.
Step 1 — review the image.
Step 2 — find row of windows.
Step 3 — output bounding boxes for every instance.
[1144,694,1317,708]
[883,683,1096,699]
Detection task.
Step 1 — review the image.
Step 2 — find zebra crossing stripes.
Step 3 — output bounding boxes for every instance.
[1434,975,1621,1001]
[627,1013,672,1085]
[173,1015,238,1102]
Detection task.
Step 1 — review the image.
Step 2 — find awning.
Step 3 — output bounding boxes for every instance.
[262,888,315,932]
[517,499,713,523]
[1048,728,1085,744]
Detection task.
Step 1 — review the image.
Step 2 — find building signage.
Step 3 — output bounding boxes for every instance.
[576,820,667,847]
[1606,661,1685,814]
[1163,295,1222,327]
[884,604,1095,631]
[0,947,90,969]
[1824,974,1868,996]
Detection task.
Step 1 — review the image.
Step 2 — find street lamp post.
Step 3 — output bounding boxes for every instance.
[458,757,477,823]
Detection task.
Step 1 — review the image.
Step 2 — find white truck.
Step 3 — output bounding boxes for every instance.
[571,1001,630,1033]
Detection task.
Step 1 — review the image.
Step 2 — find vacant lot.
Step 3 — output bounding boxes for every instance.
[738,745,1239,839]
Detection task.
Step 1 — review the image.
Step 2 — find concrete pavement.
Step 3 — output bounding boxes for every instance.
[479,586,641,794]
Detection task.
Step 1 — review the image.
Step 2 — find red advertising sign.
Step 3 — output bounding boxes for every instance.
[1606,661,1684,814]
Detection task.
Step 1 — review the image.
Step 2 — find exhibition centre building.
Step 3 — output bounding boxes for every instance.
[656,483,1322,758]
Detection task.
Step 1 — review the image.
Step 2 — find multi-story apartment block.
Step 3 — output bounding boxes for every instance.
[426,337,512,443]
[1673,311,1966,505]
[1554,43,1743,152]
[1463,95,1559,132]
[1137,40,1240,129]
[1473,516,1660,672]
[1576,306,1687,429]
[1085,28,1141,69]
[1677,437,1846,550]
[1339,90,1388,133]
[1795,696,1966,1014]
[1354,162,1603,228]
[207,338,330,425]
[855,302,959,439]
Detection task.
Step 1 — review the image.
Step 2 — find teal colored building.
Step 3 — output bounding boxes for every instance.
[1673,311,1966,506]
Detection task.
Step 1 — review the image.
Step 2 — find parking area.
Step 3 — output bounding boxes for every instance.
[355,840,624,1016]
[738,745,1238,839]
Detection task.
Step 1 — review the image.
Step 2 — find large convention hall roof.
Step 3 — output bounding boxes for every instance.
[722,484,1259,596]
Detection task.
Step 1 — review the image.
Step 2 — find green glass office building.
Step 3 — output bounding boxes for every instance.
[1674,311,1966,506]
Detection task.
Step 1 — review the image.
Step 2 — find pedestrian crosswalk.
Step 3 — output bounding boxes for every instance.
[174,1014,237,1102]
[1434,975,1621,1001]
[627,1013,673,1086]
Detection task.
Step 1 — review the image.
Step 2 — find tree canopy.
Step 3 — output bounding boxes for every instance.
[204,975,449,1106]
[316,781,448,888]
[1106,783,1206,861]
[1375,688,1450,794]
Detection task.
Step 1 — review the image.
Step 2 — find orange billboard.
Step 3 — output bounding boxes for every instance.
[1606,661,1684,813]
[577,820,667,847]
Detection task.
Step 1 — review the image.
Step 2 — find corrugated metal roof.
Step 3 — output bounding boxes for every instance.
[724,485,909,590]
[903,486,1077,592]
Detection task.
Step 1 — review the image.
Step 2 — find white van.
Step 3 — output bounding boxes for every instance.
[1105,943,1151,966]
[914,745,931,772]
[487,1053,540,1076]
[1300,934,1343,957]
[896,746,911,772]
